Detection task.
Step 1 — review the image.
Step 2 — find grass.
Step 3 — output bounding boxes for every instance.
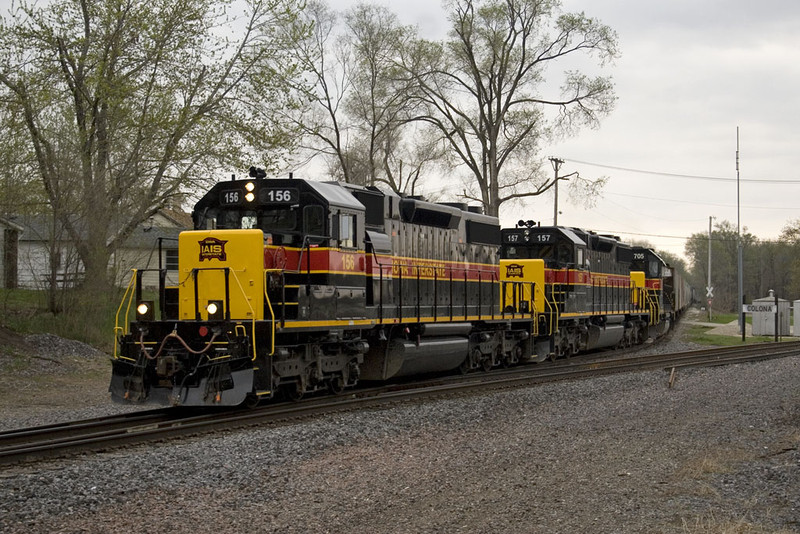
[684,325,777,346]
[0,288,124,352]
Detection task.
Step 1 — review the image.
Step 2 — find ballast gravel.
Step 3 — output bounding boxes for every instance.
[1,321,799,533]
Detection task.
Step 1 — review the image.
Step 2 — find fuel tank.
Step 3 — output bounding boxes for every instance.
[360,337,469,381]
[584,324,625,351]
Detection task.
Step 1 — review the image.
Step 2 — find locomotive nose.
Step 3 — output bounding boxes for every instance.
[178,229,266,322]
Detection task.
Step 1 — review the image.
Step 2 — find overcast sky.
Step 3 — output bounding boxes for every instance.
[2,0,798,259]
[324,0,800,259]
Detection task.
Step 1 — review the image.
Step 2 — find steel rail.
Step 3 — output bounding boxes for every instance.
[3,341,799,466]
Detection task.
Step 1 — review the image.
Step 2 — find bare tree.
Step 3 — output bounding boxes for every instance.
[403,0,618,216]
[341,4,425,190]
[294,1,444,195]
[0,0,309,293]
[291,0,357,181]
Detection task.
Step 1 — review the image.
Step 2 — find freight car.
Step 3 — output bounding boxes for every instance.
[110,171,690,407]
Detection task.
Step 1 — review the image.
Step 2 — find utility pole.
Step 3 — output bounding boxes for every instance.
[549,157,577,226]
[737,128,744,338]
[707,216,714,321]
[549,157,564,225]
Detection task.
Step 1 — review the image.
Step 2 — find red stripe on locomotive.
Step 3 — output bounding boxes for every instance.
[265,245,498,281]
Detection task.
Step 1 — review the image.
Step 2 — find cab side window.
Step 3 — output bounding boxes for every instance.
[339,213,356,248]
[303,205,325,237]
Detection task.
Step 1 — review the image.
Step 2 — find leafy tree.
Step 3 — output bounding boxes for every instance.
[684,220,759,312]
[0,0,309,294]
[0,107,43,217]
[402,0,618,216]
[779,219,800,300]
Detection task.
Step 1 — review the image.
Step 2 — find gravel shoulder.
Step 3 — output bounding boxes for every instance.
[1,313,799,533]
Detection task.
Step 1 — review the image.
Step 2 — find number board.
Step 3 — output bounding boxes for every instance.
[503,232,554,243]
[220,189,243,206]
[259,188,299,204]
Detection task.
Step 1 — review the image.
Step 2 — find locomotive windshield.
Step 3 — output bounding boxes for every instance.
[202,208,297,232]
[504,243,574,266]
[631,248,664,278]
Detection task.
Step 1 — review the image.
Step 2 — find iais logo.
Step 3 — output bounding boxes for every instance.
[198,237,228,262]
[505,263,524,278]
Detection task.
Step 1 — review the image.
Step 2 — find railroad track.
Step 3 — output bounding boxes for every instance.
[3,341,799,466]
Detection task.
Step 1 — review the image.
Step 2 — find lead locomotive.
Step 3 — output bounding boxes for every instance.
[110,170,690,406]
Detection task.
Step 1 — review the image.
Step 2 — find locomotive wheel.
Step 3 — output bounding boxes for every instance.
[461,349,480,374]
[499,348,511,368]
[481,355,492,372]
[329,375,345,395]
[244,393,261,408]
[285,382,304,402]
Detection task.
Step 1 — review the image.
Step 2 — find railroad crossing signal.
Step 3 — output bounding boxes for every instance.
[706,286,714,298]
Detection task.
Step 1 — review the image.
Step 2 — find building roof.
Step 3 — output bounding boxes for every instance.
[7,210,189,249]
[0,216,24,232]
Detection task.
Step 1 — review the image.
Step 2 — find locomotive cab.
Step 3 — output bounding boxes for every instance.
[193,181,330,248]
[631,246,665,280]
[502,225,586,270]
[631,246,673,333]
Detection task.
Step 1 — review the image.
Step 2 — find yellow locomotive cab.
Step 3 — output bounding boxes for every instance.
[178,229,265,321]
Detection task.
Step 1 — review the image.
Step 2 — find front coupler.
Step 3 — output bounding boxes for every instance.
[110,321,256,406]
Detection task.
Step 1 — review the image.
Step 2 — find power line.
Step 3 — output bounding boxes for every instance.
[606,191,799,210]
[564,158,800,184]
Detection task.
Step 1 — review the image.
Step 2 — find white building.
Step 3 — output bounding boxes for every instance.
[3,210,191,290]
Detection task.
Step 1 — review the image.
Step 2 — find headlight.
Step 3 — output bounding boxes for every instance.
[245,192,255,202]
[136,301,154,321]
[206,300,224,320]
[245,181,255,192]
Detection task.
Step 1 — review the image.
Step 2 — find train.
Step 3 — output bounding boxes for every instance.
[110,169,692,407]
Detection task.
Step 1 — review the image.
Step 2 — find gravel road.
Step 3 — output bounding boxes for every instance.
[1,314,799,533]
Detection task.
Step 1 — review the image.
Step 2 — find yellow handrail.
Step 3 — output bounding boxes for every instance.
[643,289,660,325]
[113,270,138,360]
[226,268,259,362]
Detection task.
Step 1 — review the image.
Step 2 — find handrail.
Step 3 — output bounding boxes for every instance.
[540,283,559,336]
[113,270,139,359]
[641,288,660,325]
[263,269,279,357]
[226,268,258,361]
